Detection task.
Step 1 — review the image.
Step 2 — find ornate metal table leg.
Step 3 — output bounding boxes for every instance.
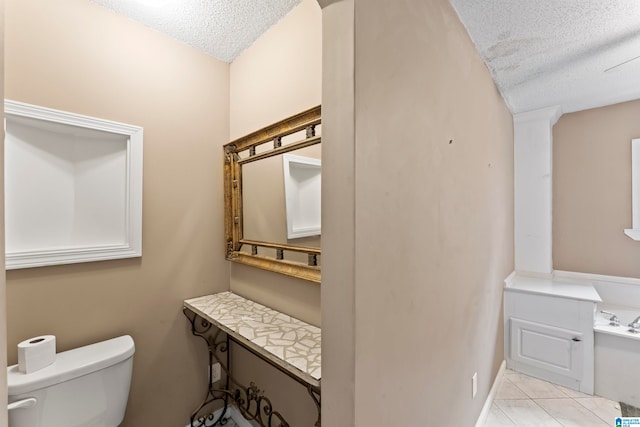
[307,385,321,427]
[183,308,231,427]
[184,307,319,427]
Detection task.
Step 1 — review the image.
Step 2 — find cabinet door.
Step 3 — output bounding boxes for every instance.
[510,318,583,380]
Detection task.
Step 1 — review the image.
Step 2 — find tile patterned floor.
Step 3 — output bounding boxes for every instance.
[484,370,622,427]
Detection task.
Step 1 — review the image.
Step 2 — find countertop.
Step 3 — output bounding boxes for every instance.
[184,291,321,387]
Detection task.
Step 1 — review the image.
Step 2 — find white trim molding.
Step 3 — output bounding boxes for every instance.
[4,100,143,269]
[624,138,640,240]
[475,360,506,427]
[513,105,562,126]
[553,270,640,308]
[513,105,562,275]
[553,270,640,287]
[624,229,640,240]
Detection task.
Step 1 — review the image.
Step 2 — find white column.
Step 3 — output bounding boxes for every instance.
[514,106,562,275]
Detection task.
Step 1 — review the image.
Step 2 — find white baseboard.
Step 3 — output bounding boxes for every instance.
[475,360,505,427]
[185,406,256,427]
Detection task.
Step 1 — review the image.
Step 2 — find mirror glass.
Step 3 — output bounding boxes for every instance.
[242,144,321,249]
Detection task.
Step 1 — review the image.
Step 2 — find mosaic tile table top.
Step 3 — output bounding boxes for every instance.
[184,291,321,387]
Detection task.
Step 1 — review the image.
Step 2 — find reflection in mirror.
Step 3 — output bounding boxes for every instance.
[242,144,321,248]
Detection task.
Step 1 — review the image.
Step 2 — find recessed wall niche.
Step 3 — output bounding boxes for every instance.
[4,100,143,269]
[282,153,321,239]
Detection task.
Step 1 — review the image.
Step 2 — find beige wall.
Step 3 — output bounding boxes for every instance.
[0,0,8,423]
[5,1,230,426]
[229,1,321,321]
[229,0,321,323]
[229,0,322,142]
[320,0,514,425]
[554,99,640,278]
[1,1,516,427]
[228,0,322,425]
[319,0,356,424]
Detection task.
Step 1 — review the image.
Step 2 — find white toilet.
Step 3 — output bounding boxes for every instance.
[7,335,135,427]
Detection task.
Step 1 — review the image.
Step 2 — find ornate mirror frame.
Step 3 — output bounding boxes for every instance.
[224,106,321,283]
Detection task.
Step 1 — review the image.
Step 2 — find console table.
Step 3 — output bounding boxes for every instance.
[183,292,321,427]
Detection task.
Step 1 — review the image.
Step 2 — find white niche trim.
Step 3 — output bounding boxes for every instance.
[282,153,321,239]
[625,138,640,240]
[4,100,143,269]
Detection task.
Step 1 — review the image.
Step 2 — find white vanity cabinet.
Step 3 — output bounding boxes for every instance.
[504,275,601,394]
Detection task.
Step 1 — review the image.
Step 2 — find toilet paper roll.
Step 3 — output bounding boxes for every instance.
[18,335,56,374]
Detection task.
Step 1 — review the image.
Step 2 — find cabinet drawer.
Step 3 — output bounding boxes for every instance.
[510,317,583,380]
[505,291,591,330]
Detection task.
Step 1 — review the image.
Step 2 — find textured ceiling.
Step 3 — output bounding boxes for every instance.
[90,0,301,63]
[91,0,640,114]
[449,0,640,114]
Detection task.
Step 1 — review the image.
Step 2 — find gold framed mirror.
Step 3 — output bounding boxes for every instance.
[224,106,321,283]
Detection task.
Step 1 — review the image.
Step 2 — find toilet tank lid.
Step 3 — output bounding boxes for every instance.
[7,335,135,396]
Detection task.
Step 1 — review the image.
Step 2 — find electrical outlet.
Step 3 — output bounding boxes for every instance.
[472,372,478,398]
[209,362,221,383]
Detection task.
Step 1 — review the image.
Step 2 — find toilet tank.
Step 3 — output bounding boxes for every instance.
[7,335,135,427]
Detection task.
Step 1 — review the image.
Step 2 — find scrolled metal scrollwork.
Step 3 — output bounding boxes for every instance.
[307,385,321,427]
[183,308,296,427]
[183,308,231,427]
[233,382,289,427]
[190,409,232,427]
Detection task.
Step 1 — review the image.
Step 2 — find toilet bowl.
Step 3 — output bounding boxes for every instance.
[7,335,135,427]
